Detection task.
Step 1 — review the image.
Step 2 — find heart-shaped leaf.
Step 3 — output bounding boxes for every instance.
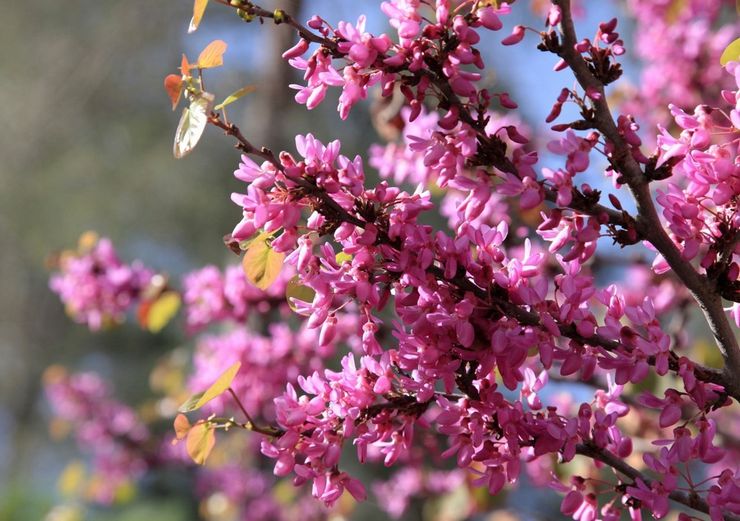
[242,232,285,290]
[186,422,215,465]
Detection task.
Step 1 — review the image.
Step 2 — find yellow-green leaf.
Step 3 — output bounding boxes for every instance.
[178,391,206,413]
[721,38,740,66]
[58,460,86,497]
[215,85,257,111]
[186,422,215,465]
[189,0,209,33]
[242,233,285,290]
[179,361,241,412]
[77,231,99,253]
[272,479,297,505]
[173,92,214,158]
[286,276,316,313]
[144,291,181,333]
[335,252,352,265]
[113,481,136,504]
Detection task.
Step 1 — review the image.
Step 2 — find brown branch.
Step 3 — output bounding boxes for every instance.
[215,0,339,51]
[551,0,740,399]
[207,0,738,400]
[228,387,283,437]
[576,442,740,521]
[208,108,737,401]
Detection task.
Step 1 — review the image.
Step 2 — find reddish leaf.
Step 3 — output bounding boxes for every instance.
[164,74,183,110]
[180,54,191,78]
[173,414,191,441]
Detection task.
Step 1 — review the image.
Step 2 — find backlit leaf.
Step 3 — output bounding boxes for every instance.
[720,37,740,66]
[215,85,256,110]
[164,74,183,110]
[186,422,215,465]
[197,40,227,69]
[178,361,241,412]
[178,391,206,413]
[144,291,181,333]
[173,92,214,158]
[189,0,209,33]
[242,233,285,290]
[286,276,316,313]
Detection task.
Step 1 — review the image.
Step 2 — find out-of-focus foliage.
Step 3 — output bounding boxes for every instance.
[0,1,385,518]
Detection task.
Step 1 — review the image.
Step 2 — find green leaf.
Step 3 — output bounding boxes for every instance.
[186,423,215,465]
[144,291,181,333]
[178,391,206,413]
[286,276,316,313]
[335,252,352,265]
[720,37,740,66]
[215,85,256,110]
[57,461,86,497]
[173,92,214,159]
[178,361,241,412]
[242,232,285,290]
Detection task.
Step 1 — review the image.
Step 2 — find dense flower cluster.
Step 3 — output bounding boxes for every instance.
[49,235,154,330]
[47,0,740,520]
[225,0,740,517]
[188,316,359,421]
[653,66,740,306]
[620,0,739,129]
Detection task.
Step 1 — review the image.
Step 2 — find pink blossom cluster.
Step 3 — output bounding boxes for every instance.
[283,0,512,122]
[182,264,292,333]
[221,0,740,516]
[44,367,150,503]
[620,0,738,129]
[46,0,740,519]
[369,105,533,234]
[229,123,738,514]
[653,63,740,317]
[372,466,466,518]
[49,237,154,330]
[188,316,358,421]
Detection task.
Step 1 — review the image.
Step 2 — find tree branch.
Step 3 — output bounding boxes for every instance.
[551,0,740,399]
[576,442,740,521]
[208,109,738,401]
